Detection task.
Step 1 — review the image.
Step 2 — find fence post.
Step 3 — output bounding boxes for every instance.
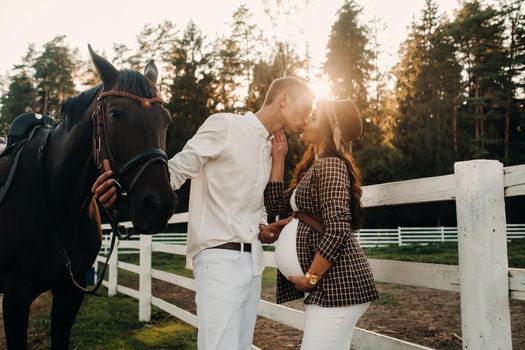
[139,234,152,322]
[108,235,119,297]
[397,226,402,246]
[441,226,445,243]
[93,261,98,286]
[454,160,512,350]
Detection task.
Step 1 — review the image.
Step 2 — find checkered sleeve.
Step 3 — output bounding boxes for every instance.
[264,181,292,216]
[276,270,304,304]
[315,157,352,264]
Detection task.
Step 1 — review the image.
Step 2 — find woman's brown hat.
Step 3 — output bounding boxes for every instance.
[332,99,362,142]
[321,98,363,150]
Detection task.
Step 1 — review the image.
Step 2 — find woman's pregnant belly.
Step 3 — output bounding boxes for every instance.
[274,218,304,278]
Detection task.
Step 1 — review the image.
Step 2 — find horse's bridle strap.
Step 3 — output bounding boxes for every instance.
[98,90,164,109]
[120,148,168,176]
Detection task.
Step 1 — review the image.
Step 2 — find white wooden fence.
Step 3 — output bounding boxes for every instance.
[100,224,525,253]
[94,160,525,350]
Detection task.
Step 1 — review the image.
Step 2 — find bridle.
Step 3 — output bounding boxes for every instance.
[93,90,168,200]
[41,88,170,294]
[92,90,169,239]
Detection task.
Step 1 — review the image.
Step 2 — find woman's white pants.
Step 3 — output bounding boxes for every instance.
[301,302,370,350]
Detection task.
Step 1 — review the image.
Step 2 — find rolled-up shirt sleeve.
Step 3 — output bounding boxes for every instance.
[168,114,231,190]
[315,157,352,264]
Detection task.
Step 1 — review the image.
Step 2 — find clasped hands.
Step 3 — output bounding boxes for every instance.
[258,217,317,292]
[258,217,292,244]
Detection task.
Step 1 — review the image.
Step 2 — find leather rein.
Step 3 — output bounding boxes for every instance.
[41,89,168,294]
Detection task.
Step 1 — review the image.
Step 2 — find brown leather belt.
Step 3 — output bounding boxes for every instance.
[208,242,252,252]
[292,211,324,233]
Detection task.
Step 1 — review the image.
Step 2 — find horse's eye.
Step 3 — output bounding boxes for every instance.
[109,109,121,119]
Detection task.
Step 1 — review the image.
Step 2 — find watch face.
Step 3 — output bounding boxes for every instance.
[306,273,318,285]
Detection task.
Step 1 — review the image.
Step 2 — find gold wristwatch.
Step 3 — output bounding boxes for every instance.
[305,270,322,286]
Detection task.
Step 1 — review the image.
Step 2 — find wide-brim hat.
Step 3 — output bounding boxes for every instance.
[331,99,362,142]
[318,98,362,151]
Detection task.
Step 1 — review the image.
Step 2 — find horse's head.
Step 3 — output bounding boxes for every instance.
[89,45,176,234]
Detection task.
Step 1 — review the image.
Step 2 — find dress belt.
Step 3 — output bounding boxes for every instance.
[208,242,252,252]
[292,211,325,233]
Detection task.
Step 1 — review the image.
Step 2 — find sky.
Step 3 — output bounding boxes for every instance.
[0,0,461,87]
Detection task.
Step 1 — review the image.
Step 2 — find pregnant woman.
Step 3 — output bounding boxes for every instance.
[264,98,379,350]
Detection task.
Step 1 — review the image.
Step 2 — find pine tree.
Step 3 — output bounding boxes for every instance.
[450,0,507,159]
[230,5,262,102]
[0,44,38,128]
[246,43,307,111]
[324,0,374,111]
[345,17,395,184]
[501,0,525,163]
[32,35,77,115]
[392,0,461,178]
[166,22,218,155]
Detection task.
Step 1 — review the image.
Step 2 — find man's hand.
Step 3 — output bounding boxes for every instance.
[91,159,117,208]
[258,216,292,244]
[288,275,315,292]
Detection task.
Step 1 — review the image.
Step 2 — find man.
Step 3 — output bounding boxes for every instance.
[94,76,314,349]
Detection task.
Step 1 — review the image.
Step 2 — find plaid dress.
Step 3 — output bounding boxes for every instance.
[264,157,379,307]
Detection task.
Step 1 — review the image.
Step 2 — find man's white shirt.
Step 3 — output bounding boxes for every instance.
[168,112,271,275]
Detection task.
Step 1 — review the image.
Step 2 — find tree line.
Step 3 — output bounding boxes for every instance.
[1,0,524,226]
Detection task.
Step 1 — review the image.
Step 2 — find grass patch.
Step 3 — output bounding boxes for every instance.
[374,292,399,306]
[262,267,278,289]
[507,238,525,268]
[363,242,460,265]
[363,239,525,268]
[28,290,196,349]
[118,252,278,289]
[119,253,194,279]
[133,323,197,349]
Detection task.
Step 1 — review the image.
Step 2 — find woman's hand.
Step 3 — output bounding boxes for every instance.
[92,159,117,208]
[288,275,316,292]
[271,131,288,163]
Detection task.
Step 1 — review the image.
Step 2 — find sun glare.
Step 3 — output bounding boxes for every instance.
[309,76,331,99]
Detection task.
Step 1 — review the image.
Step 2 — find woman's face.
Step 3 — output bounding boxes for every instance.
[300,104,324,145]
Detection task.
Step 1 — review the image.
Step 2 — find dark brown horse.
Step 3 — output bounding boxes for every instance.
[0,46,176,349]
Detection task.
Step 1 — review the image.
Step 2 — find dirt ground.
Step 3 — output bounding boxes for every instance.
[1,282,524,350]
[150,281,524,350]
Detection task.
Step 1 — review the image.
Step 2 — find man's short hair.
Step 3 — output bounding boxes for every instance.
[263,76,314,106]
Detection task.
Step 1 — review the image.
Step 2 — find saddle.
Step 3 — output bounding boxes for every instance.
[0,112,56,204]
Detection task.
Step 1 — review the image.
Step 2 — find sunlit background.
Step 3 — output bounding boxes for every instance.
[0,0,462,90]
[0,0,522,187]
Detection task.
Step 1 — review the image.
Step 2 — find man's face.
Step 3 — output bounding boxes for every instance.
[280,91,313,135]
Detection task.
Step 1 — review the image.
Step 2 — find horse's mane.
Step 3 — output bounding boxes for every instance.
[58,69,159,129]
[58,85,102,127]
[116,69,159,99]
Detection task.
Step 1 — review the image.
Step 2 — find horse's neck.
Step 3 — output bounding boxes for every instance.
[46,111,98,215]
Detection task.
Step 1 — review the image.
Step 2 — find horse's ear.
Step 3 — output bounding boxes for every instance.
[88,44,118,89]
[144,60,158,85]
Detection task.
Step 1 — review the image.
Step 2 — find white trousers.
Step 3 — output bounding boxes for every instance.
[301,302,370,350]
[193,249,261,350]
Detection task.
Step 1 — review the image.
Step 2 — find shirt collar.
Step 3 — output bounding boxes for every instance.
[245,112,270,139]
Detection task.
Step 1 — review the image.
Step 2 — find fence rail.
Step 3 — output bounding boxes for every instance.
[101,224,525,253]
[94,160,525,350]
